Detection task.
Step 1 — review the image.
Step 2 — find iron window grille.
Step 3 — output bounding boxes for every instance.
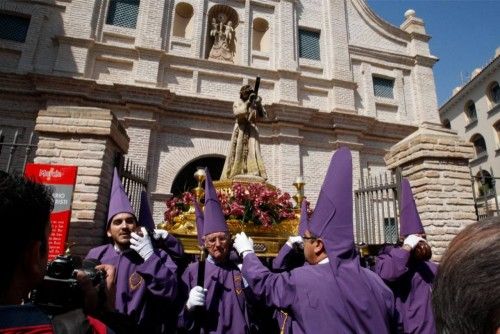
[373,76,394,99]
[106,0,140,29]
[298,29,320,61]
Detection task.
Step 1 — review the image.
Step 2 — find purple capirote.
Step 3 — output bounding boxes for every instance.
[138,190,155,231]
[107,167,135,225]
[202,168,228,236]
[241,147,396,333]
[399,178,425,236]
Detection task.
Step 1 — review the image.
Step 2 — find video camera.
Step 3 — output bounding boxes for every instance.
[30,253,106,315]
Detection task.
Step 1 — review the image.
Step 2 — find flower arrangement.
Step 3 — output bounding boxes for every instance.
[164,182,298,227]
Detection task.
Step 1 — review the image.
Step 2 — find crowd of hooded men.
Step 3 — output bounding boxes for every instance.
[1,147,499,334]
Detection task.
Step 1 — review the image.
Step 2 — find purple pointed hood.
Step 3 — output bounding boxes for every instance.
[308,147,354,260]
[203,168,228,236]
[193,200,204,246]
[138,190,155,230]
[107,167,135,226]
[298,200,308,236]
[399,178,424,236]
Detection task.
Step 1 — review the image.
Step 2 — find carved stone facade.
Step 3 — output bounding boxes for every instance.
[1,0,471,252]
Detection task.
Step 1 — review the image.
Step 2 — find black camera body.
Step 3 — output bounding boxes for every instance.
[30,254,105,315]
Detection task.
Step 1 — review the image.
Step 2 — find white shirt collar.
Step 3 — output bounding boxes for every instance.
[318,257,330,264]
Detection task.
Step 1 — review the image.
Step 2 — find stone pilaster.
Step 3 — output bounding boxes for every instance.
[34,106,129,256]
[385,123,477,261]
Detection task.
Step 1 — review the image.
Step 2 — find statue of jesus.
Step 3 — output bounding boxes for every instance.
[220,84,267,181]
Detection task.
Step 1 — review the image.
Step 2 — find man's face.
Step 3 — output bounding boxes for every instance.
[204,232,230,262]
[107,212,137,249]
[303,230,318,264]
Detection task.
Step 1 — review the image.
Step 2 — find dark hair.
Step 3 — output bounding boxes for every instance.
[0,172,54,291]
[432,218,500,334]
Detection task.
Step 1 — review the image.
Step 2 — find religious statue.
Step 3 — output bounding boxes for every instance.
[208,13,235,62]
[221,80,268,181]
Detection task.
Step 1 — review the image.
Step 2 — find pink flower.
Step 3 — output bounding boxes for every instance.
[164,182,304,226]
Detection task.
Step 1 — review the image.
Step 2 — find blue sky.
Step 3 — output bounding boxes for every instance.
[365,0,500,107]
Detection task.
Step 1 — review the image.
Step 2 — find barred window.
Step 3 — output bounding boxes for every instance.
[384,218,398,244]
[298,29,320,60]
[373,76,394,99]
[0,13,30,42]
[106,0,140,29]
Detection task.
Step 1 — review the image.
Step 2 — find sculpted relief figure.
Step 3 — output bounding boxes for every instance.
[221,83,268,181]
[208,13,235,62]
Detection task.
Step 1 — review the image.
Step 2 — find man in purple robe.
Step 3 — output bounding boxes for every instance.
[373,178,437,334]
[86,168,178,333]
[271,199,308,272]
[234,147,396,333]
[139,190,185,267]
[178,169,255,334]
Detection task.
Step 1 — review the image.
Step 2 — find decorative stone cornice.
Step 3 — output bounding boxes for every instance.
[414,54,438,67]
[349,45,415,67]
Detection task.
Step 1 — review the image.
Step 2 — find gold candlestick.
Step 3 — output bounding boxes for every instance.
[292,175,305,208]
[193,167,206,202]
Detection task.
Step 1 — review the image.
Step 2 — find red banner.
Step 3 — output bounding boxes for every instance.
[25,164,78,260]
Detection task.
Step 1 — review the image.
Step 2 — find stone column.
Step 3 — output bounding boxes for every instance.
[385,124,477,261]
[34,106,129,257]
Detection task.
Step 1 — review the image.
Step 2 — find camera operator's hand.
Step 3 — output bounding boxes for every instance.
[95,264,116,312]
[75,270,99,315]
[130,227,154,261]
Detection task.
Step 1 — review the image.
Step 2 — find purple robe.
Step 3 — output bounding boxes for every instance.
[243,252,395,333]
[374,245,437,334]
[158,233,185,261]
[179,257,251,334]
[272,244,306,272]
[86,244,177,333]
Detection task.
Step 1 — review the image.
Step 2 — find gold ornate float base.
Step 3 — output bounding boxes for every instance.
[162,215,298,257]
[161,179,299,257]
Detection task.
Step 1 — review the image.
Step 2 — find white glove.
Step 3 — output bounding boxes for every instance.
[130,227,154,261]
[186,286,207,311]
[233,232,254,257]
[153,229,169,240]
[286,236,304,248]
[403,234,425,249]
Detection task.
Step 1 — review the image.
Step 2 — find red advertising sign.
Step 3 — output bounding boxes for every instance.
[25,164,78,260]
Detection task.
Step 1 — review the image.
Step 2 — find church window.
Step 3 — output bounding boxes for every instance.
[0,13,30,42]
[373,76,394,99]
[106,0,140,29]
[298,29,320,60]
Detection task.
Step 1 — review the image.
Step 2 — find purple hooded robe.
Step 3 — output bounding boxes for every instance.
[241,147,396,333]
[178,169,253,333]
[374,178,437,334]
[272,199,308,271]
[86,168,178,333]
[139,190,184,261]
